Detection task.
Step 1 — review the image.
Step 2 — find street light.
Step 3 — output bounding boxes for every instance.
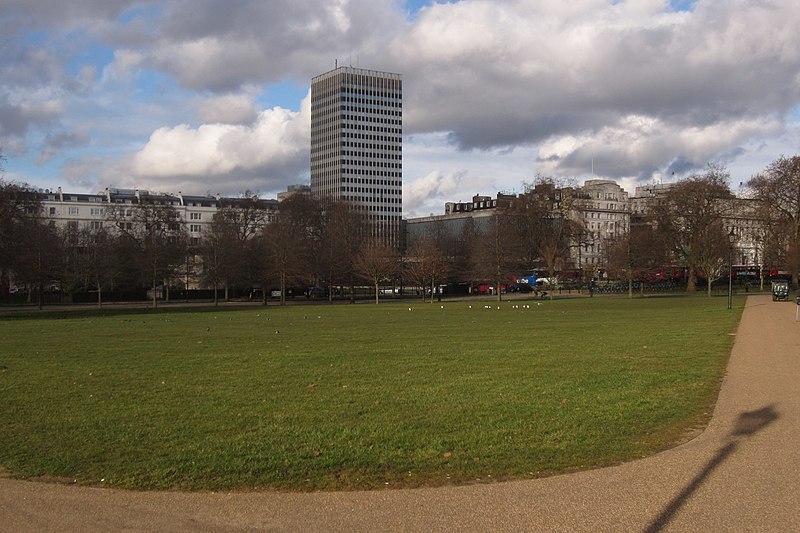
[727,228,735,310]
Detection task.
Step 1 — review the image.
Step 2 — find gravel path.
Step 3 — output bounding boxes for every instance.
[2,294,799,532]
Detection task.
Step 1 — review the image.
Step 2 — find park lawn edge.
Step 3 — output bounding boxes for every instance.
[0,294,744,492]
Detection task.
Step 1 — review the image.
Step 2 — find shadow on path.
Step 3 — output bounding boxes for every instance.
[644,405,779,533]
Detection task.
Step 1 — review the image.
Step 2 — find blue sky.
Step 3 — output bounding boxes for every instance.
[2,0,799,216]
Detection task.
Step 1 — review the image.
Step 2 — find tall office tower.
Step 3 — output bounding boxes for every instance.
[310,66,402,248]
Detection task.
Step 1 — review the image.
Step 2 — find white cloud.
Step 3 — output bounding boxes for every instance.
[103,49,145,82]
[6,0,800,202]
[402,133,510,216]
[393,0,800,187]
[128,91,311,194]
[38,129,91,164]
[405,170,460,206]
[194,93,258,125]
[140,0,404,92]
[535,115,784,181]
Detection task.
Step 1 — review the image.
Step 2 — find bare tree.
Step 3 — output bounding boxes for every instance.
[210,194,274,299]
[747,155,800,287]
[649,164,733,292]
[694,220,732,297]
[536,180,583,290]
[13,215,63,308]
[63,225,116,307]
[258,195,322,305]
[470,211,520,302]
[319,200,366,303]
[0,179,41,293]
[502,178,585,294]
[106,198,188,308]
[0,180,66,307]
[259,216,299,306]
[605,224,667,298]
[198,197,272,304]
[405,237,450,303]
[450,216,479,287]
[354,241,397,304]
[198,223,228,306]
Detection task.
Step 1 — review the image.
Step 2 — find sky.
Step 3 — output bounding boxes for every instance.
[2,0,800,218]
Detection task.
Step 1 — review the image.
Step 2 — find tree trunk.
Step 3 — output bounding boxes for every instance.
[686,264,697,293]
[707,278,713,297]
[374,280,379,304]
[213,281,219,306]
[96,279,103,308]
[36,251,44,310]
[152,260,158,308]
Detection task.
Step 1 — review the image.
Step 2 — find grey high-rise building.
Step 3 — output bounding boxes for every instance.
[310,66,402,248]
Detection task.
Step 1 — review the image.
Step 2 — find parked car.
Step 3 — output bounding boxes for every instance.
[508,283,533,293]
[771,280,790,301]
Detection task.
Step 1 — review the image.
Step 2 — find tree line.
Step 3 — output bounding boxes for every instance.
[604,158,800,296]
[2,154,800,307]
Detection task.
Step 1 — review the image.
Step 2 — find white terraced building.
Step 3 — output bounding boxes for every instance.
[39,187,277,247]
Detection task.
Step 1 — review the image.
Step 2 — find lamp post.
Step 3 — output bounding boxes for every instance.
[727,228,735,310]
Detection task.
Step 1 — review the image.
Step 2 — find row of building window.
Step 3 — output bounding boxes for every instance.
[341,159,401,168]
[342,187,401,198]
[53,206,206,221]
[311,124,401,139]
[341,86,401,96]
[312,126,402,141]
[340,105,401,117]
[584,211,623,220]
[311,151,398,162]
[311,147,402,161]
[341,96,401,106]
[341,114,401,126]
[63,220,105,230]
[311,86,401,105]
[583,202,624,211]
[312,169,403,183]
[313,161,403,173]
[344,132,400,142]
[55,207,108,216]
[343,203,403,216]
[343,177,401,186]
[47,195,105,203]
[341,150,401,159]
[342,141,401,150]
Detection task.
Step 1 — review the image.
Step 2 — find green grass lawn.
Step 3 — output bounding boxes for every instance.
[0,296,742,491]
